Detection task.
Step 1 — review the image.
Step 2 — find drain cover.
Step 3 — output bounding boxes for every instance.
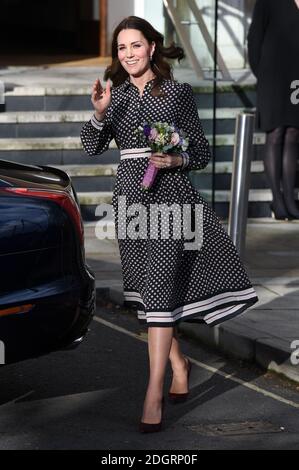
[185,421,284,436]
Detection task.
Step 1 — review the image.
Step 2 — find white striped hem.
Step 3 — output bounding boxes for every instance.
[136,303,247,325]
[120,147,152,160]
[91,114,105,130]
[204,303,247,325]
[124,287,258,325]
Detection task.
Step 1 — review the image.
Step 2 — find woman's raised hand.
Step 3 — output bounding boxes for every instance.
[91,78,111,120]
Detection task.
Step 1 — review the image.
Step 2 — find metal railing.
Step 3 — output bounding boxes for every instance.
[163,0,232,81]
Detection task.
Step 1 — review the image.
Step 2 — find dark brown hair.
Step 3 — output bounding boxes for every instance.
[103,16,185,97]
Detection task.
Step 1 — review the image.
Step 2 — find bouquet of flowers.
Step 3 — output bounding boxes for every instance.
[136,121,189,191]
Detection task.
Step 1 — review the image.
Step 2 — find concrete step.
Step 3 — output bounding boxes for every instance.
[51,162,299,193]
[0,133,266,151]
[0,132,267,167]
[77,189,299,221]
[0,107,257,128]
[0,107,250,123]
[3,84,256,111]
[51,161,269,192]
[3,88,92,112]
[0,111,93,138]
[0,107,256,137]
[0,110,93,123]
[69,173,299,193]
[4,86,92,96]
[77,189,299,206]
[0,120,239,138]
[52,162,260,193]
[0,148,119,166]
[0,146,265,166]
[51,160,283,177]
[0,133,267,167]
[0,136,91,151]
[53,163,118,176]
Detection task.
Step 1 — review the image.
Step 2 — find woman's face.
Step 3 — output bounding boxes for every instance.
[117,28,155,78]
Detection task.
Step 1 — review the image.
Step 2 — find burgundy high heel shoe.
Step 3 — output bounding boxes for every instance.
[139,397,165,433]
[168,357,192,404]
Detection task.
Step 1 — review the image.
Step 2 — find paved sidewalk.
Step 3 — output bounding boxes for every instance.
[84,218,299,384]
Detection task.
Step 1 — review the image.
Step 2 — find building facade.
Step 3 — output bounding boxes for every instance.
[0,0,256,71]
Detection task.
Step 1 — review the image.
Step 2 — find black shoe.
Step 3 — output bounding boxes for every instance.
[168,357,192,404]
[139,397,165,433]
[282,200,299,219]
[270,202,293,221]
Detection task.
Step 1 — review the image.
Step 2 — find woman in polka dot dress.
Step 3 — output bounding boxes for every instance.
[81,16,259,432]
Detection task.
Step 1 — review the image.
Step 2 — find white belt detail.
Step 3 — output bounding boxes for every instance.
[120,147,152,160]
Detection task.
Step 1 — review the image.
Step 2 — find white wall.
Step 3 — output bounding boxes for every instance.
[107,0,135,54]
[107,0,164,54]
[143,0,164,35]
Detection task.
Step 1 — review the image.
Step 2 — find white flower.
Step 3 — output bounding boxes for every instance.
[170,132,180,146]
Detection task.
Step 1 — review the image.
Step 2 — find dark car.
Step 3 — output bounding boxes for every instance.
[0,159,95,364]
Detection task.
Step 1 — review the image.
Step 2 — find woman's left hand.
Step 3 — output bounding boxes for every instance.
[149,152,182,169]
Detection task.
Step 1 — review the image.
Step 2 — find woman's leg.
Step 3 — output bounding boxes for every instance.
[168,326,190,394]
[263,127,288,216]
[282,127,299,218]
[141,326,174,423]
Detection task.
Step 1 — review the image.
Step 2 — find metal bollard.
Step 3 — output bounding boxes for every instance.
[228,112,255,260]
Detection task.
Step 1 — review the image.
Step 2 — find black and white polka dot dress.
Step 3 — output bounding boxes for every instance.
[81,77,259,327]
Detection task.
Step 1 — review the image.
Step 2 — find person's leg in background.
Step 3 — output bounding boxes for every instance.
[282,127,299,218]
[263,127,289,219]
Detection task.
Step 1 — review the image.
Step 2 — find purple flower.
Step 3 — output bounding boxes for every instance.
[144,125,152,137]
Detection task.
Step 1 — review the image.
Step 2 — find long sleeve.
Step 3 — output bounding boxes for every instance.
[80,100,114,157]
[247,0,269,77]
[177,82,212,172]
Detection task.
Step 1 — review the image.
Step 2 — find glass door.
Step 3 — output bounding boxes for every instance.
[142,0,251,220]
[162,0,218,212]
